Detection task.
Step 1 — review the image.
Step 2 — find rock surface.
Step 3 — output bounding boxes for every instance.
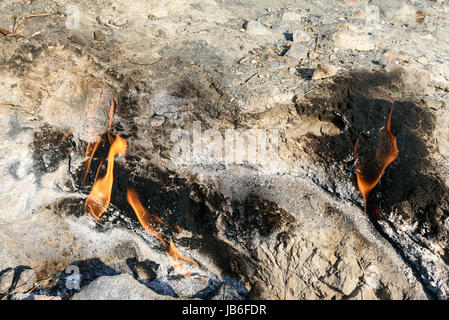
[71,274,174,300]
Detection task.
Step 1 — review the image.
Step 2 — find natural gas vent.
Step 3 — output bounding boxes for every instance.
[354,104,399,222]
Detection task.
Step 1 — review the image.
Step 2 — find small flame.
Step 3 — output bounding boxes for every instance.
[126,188,166,246]
[154,215,167,226]
[57,131,72,147]
[85,134,127,222]
[354,104,399,220]
[166,237,199,275]
[175,225,183,233]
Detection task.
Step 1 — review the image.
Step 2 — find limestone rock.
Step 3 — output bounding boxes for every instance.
[94,30,106,41]
[285,43,308,60]
[71,274,174,300]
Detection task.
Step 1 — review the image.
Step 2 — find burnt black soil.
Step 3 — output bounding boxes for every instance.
[31,125,74,179]
[295,70,449,298]
[295,71,449,249]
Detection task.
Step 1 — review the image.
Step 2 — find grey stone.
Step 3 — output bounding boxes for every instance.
[71,274,173,300]
[134,262,157,282]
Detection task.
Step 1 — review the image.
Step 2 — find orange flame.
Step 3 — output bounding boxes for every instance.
[166,237,199,275]
[85,134,127,222]
[93,159,104,184]
[354,105,399,220]
[154,215,167,226]
[126,188,166,246]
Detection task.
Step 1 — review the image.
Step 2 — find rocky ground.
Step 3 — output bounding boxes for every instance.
[0,0,448,300]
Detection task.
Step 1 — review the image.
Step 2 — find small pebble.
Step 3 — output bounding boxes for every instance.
[134,262,157,282]
[93,30,106,41]
[312,64,338,80]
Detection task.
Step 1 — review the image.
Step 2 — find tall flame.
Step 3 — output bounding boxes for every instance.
[354,104,399,220]
[126,188,166,246]
[85,134,127,221]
